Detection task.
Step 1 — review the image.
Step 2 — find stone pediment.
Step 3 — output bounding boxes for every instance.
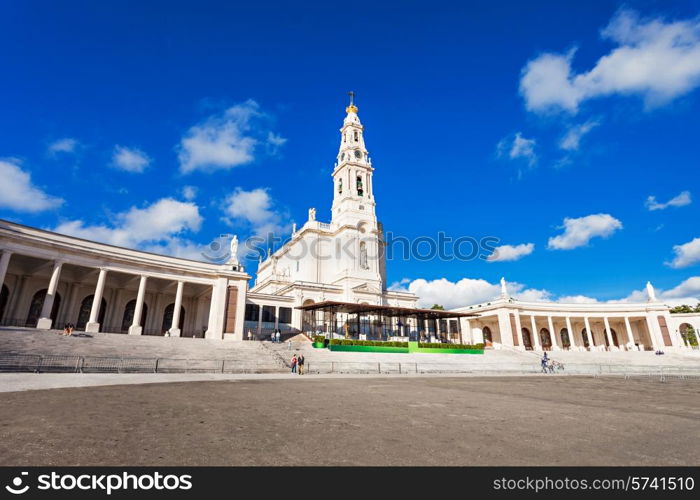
[352,282,381,294]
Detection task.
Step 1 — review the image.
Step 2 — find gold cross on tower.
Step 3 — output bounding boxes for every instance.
[346,91,358,113]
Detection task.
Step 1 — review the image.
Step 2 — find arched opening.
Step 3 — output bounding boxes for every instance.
[25,289,61,327]
[121,299,148,333]
[0,284,9,323]
[482,326,493,344]
[356,175,364,196]
[521,327,532,350]
[604,328,619,348]
[76,295,107,331]
[161,303,185,335]
[302,299,315,333]
[539,328,552,350]
[679,323,698,347]
[581,328,590,349]
[560,328,571,349]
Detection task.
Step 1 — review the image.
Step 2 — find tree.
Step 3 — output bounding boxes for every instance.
[670,304,695,314]
[682,325,698,347]
[431,304,445,310]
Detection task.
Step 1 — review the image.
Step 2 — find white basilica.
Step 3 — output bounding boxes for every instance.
[0,96,699,352]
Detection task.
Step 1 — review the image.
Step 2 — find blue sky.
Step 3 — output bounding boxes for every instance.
[1,0,699,308]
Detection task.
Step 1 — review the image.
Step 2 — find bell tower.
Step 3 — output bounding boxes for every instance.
[331,92,376,227]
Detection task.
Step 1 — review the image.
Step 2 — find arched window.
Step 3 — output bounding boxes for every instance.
[25,289,61,327]
[482,326,493,343]
[539,328,552,349]
[521,327,532,350]
[560,328,571,348]
[680,323,698,347]
[121,299,148,333]
[338,178,343,194]
[604,328,619,347]
[354,130,358,141]
[76,295,107,331]
[161,303,185,335]
[0,284,9,323]
[581,328,590,348]
[356,175,364,196]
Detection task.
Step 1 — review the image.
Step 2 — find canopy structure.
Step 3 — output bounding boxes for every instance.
[296,301,477,343]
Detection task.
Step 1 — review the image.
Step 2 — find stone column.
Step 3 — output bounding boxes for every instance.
[513,310,524,347]
[547,315,560,350]
[530,315,541,351]
[603,316,615,350]
[497,309,513,347]
[169,281,184,337]
[7,275,27,323]
[128,275,148,335]
[583,316,594,350]
[0,250,12,289]
[644,314,662,350]
[86,268,108,333]
[37,261,63,329]
[565,316,577,350]
[462,319,473,344]
[623,316,635,350]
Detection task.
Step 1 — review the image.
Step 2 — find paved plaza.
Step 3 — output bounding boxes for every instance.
[1,376,698,466]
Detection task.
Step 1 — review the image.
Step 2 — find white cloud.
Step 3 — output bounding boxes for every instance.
[557,295,600,304]
[222,187,290,258]
[559,120,600,150]
[111,146,151,173]
[48,138,78,155]
[181,185,198,201]
[224,187,277,226]
[645,190,691,210]
[547,213,623,250]
[520,9,700,113]
[391,277,551,309]
[53,198,202,250]
[486,243,535,262]
[667,237,700,268]
[178,100,285,174]
[0,159,63,213]
[498,132,537,167]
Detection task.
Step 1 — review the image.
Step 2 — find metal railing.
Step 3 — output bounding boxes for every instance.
[302,360,700,380]
[1,351,698,381]
[0,352,282,374]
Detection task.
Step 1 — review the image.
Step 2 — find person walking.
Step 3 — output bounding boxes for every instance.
[291,354,297,374]
[541,352,549,373]
[298,354,305,375]
[276,329,281,343]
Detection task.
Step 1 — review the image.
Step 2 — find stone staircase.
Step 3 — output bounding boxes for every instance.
[0,327,285,373]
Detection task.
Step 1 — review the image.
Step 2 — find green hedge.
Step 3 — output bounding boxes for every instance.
[312,335,326,344]
[329,339,409,348]
[418,342,485,350]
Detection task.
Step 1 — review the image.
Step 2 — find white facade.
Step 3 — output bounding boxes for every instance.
[0,220,249,340]
[251,99,418,314]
